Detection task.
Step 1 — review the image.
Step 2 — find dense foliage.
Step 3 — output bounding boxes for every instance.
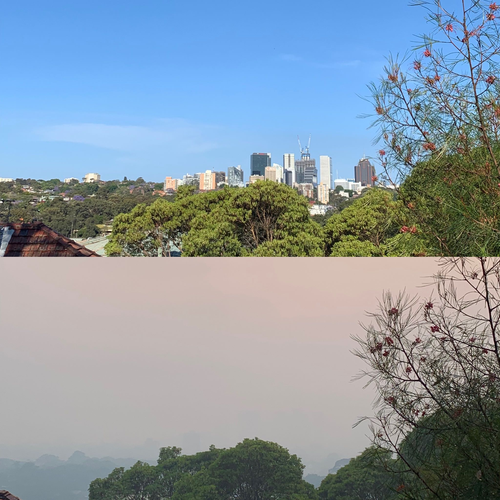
[0,177,166,238]
[105,181,325,257]
[89,439,318,500]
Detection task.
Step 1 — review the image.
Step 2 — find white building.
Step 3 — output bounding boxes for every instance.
[334,179,362,193]
[283,153,295,185]
[83,173,101,183]
[309,204,333,216]
[0,178,13,183]
[64,177,79,184]
[319,156,332,190]
[273,163,284,183]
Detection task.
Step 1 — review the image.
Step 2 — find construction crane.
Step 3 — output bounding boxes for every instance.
[297,134,311,160]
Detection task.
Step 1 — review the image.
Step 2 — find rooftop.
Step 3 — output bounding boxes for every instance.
[0,222,101,257]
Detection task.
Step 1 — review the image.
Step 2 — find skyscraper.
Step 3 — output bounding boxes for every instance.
[354,157,376,186]
[319,156,332,190]
[250,153,271,176]
[228,166,244,187]
[283,154,295,185]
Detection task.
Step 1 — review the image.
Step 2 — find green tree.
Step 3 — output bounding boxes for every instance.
[173,439,317,500]
[324,188,399,256]
[318,447,396,500]
[106,182,325,256]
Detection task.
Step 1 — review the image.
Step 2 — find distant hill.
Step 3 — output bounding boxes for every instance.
[0,451,153,500]
[304,473,326,488]
[328,458,352,474]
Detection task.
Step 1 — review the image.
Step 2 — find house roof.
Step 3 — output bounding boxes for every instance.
[0,222,101,257]
[0,491,22,500]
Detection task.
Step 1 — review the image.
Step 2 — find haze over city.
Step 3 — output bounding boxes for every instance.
[0,258,441,475]
[2,0,432,182]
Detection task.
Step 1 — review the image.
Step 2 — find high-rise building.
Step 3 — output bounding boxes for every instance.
[250,153,271,176]
[318,183,329,204]
[215,171,226,187]
[284,169,293,186]
[283,154,295,185]
[272,163,284,183]
[265,166,277,182]
[354,157,376,186]
[199,170,216,191]
[303,162,318,186]
[228,166,244,187]
[319,156,332,190]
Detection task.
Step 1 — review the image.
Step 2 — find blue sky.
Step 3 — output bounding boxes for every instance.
[1,0,431,182]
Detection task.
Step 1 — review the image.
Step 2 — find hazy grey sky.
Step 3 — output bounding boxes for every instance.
[0,258,441,474]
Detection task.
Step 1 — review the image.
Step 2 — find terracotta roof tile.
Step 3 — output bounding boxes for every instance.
[0,222,101,257]
[0,491,22,500]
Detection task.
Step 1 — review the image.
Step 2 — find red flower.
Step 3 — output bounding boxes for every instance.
[487,75,496,84]
[371,175,378,183]
[400,226,409,233]
[490,3,499,11]
[425,302,433,309]
[409,226,417,234]
[431,325,440,332]
[487,12,496,20]
[434,74,441,81]
[379,149,386,156]
[424,49,431,57]
[385,336,395,345]
[423,142,436,151]
[420,356,427,362]
[383,350,389,357]
[446,24,454,32]
[406,366,412,373]
[407,88,412,93]
[388,73,398,82]
[470,337,476,343]
[414,61,422,70]
[375,106,384,115]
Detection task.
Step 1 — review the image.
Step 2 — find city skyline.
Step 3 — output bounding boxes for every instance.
[1,1,432,182]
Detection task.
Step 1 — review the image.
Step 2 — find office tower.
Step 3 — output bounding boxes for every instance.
[227,166,244,187]
[295,137,316,186]
[265,166,277,182]
[319,156,332,190]
[199,170,216,191]
[303,163,318,186]
[284,169,293,186]
[354,157,376,186]
[250,153,271,176]
[273,163,284,183]
[318,183,329,204]
[283,154,295,184]
[215,171,226,186]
